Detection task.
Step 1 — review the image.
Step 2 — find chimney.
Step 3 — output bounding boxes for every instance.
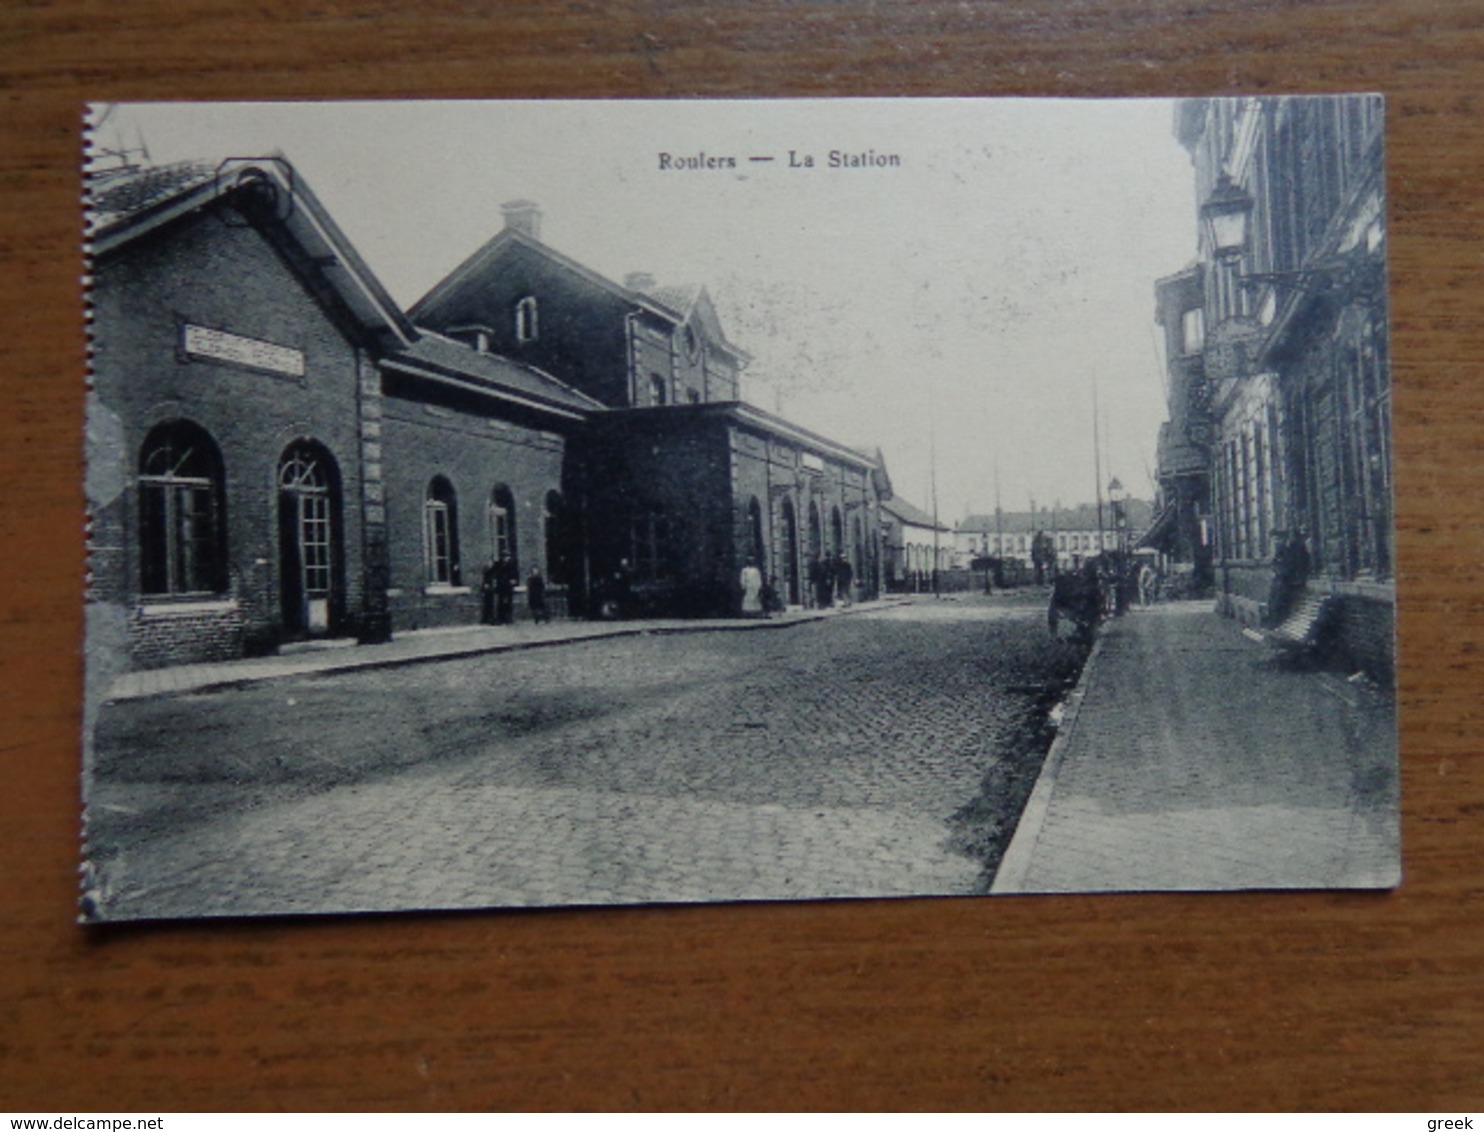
[500,199,542,240]
[624,272,657,293]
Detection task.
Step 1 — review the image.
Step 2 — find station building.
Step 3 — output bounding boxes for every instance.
[86,160,888,671]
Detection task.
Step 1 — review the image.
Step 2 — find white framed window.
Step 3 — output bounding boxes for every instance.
[488,484,517,572]
[424,476,460,585]
[515,296,538,343]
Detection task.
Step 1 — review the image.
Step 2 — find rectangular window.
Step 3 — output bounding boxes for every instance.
[426,501,452,584]
[141,479,221,595]
[1182,308,1205,354]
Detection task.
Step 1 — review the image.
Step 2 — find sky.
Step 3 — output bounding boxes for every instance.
[91,99,1197,521]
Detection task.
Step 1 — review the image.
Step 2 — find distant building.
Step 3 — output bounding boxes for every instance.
[958,501,1152,576]
[881,496,952,593]
[1148,263,1215,594]
[1157,95,1391,676]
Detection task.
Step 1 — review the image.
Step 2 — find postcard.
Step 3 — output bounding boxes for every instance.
[81,97,1397,921]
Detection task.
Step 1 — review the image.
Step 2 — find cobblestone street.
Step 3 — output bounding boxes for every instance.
[87,597,1082,919]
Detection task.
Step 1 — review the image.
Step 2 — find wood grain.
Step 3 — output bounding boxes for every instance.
[3,0,1482,1111]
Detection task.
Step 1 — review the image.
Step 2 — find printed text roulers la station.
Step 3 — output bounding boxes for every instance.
[657,149,903,170]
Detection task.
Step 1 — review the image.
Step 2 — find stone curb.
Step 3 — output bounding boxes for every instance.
[106,597,915,703]
[988,629,1107,895]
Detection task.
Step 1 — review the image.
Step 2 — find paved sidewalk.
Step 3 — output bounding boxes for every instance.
[102,597,912,702]
[992,601,1400,894]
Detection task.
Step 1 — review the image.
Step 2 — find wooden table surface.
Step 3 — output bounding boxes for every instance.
[3,0,1482,1112]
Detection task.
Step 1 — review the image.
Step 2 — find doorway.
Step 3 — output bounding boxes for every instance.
[278,441,342,639]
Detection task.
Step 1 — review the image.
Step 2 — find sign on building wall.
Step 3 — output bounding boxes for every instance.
[181,323,306,378]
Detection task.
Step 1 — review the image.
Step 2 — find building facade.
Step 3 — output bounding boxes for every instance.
[958,502,1152,577]
[1159,95,1391,676]
[410,203,884,619]
[87,161,414,668]
[881,497,952,593]
[1147,264,1216,595]
[87,162,888,670]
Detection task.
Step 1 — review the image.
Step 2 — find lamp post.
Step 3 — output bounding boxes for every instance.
[1200,172,1253,261]
[1108,476,1130,616]
[1108,477,1129,556]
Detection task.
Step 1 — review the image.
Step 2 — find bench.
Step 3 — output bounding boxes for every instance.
[1267,593,1335,651]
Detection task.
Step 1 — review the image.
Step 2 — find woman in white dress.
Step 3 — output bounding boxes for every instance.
[740,558,764,616]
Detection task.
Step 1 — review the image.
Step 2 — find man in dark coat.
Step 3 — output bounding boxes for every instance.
[835,553,854,607]
[494,554,517,625]
[480,558,499,625]
[526,566,549,624]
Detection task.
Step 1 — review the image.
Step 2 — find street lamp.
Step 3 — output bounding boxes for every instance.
[1200,172,1253,260]
[1108,477,1128,555]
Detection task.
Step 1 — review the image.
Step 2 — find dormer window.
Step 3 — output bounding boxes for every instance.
[515,296,538,343]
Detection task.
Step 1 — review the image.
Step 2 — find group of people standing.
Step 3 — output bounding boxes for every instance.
[480,555,548,626]
[740,552,856,617]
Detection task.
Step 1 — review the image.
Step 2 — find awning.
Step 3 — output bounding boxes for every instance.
[1137,502,1179,551]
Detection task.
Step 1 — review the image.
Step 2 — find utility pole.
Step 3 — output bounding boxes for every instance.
[994,454,1003,592]
[930,413,941,599]
[1093,379,1106,553]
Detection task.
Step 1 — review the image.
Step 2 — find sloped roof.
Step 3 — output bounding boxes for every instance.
[960,499,1155,536]
[88,157,414,349]
[387,331,608,418]
[882,496,946,530]
[87,160,217,232]
[413,228,749,364]
[647,283,702,315]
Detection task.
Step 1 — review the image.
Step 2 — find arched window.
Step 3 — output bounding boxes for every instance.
[424,476,460,585]
[489,484,517,573]
[138,420,227,596]
[649,373,668,406]
[514,296,538,343]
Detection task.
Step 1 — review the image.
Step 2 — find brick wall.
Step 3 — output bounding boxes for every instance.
[419,241,633,408]
[128,603,245,670]
[381,381,567,631]
[583,413,734,616]
[89,203,369,666]
[1327,591,1395,682]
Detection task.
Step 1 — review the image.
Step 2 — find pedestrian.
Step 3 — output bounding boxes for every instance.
[480,558,499,625]
[526,566,549,624]
[1138,560,1157,608]
[494,553,516,625]
[835,553,854,608]
[740,557,764,617]
[806,556,823,610]
[763,574,784,616]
